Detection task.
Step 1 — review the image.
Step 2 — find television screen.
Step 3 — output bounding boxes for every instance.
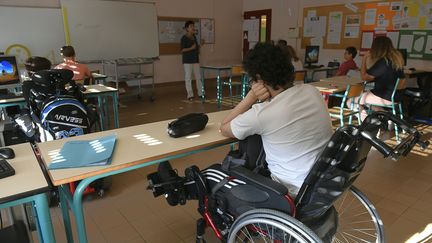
[0,56,20,84]
[398,49,407,66]
[305,46,320,64]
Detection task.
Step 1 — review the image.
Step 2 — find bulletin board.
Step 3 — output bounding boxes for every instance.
[302,3,365,49]
[302,0,432,52]
[158,17,215,55]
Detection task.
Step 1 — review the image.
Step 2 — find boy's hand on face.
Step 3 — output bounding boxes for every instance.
[251,80,270,101]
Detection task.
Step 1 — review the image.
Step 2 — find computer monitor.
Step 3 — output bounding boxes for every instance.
[398,49,407,66]
[0,56,20,85]
[305,45,320,67]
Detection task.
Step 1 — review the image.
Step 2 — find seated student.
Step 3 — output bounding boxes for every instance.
[220,43,333,197]
[335,46,358,76]
[276,40,303,71]
[348,36,404,120]
[55,46,93,84]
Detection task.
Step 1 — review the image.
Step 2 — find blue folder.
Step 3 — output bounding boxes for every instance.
[48,134,117,170]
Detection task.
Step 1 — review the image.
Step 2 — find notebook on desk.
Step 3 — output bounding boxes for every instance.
[48,134,117,170]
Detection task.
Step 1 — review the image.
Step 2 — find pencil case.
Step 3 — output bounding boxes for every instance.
[167,113,209,138]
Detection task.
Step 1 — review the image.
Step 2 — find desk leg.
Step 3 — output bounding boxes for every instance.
[241,74,248,99]
[201,68,205,103]
[59,185,74,243]
[113,92,119,128]
[216,71,221,109]
[33,193,56,243]
[98,96,105,131]
[105,96,111,129]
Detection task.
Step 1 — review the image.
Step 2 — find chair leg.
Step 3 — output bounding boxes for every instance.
[392,104,399,141]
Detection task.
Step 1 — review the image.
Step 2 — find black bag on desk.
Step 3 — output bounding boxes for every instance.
[167,113,208,138]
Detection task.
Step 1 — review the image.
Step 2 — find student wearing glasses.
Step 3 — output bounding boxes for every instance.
[220,43,332,197]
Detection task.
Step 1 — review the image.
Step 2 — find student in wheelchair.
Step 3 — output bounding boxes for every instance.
[148,43,428,242]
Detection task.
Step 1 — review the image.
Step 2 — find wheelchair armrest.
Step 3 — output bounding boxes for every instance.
[231,166,288,196]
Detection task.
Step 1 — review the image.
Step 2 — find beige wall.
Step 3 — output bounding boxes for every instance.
[0,0,243,83]
[243,0,432,69]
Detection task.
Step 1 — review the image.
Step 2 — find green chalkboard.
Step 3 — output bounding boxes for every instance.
[398,29,432,60]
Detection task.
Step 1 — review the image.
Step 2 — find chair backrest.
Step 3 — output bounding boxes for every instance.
[294,71,306,82]
[346,83,364,99]
[294,120,380,220]
[417,73,432,98]
[231,65,244,76]
[391,78,406,102]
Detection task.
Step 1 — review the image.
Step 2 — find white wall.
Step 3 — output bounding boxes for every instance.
[0,0,243,83]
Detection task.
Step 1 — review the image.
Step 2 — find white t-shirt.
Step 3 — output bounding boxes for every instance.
[230,84,333,191]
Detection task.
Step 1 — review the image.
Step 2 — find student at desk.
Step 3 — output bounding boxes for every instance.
[335,46,358,76]
[220,43,332,197]
[349,36,404,120]
[55,46,94,85]
[277,40,303,71]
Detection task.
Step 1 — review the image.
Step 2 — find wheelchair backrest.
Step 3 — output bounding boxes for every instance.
[295,123,380,220]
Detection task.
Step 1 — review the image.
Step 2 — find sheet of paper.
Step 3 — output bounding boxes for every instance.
[307,10,317,18]
[387,32,400,48]
[329,12,343,32]
[248,41,258,50]
[361,32,374,49]
[345,3,359,13]
[425,35,432,54]
[413,35,426,53]
[248,29,259,42]
[327,31,341,44]
[346,15,361,26]
[303,17,314,37]
[243,19,253,31]
[399,34,414,52]
[311,36,323,47]
[344,26,360,38]
[364,9,377,25]
[391,2,402,11]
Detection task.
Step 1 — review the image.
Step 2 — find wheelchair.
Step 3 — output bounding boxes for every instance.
[147,112,428,243]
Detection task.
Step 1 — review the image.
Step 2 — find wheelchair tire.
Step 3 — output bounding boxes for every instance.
[227,208,323,243]
[333,186,385,243]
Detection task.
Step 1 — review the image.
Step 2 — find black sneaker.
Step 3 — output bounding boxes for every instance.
[198,95,206,99]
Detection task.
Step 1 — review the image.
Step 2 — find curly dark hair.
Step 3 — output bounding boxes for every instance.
[243,42,295,90]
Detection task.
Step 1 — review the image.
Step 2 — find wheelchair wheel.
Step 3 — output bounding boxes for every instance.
[333,186,385,243]
[227,208,323,243]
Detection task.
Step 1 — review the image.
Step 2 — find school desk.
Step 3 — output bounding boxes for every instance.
[320,75,364,85]
[36,110,234,243]
[200,63,234,108]
[84,84,119,129]
[303,66,338,83]
[0,143,55,243]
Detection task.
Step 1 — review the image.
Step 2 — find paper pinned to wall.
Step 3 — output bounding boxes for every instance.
[361,32,374,49]
[344,26,360,38]
[307,10,317,18]
[304,16,327,38]
[387,31,400,47]
[345,3,359,13]
[425,35,432,54]
[364,9,377,25]
[311,36,324,47]
[399,35,414,52]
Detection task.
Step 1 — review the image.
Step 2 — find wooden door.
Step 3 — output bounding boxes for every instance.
[243,9,272,58]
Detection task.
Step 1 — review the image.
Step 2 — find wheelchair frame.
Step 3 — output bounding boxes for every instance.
[147,112,428,243]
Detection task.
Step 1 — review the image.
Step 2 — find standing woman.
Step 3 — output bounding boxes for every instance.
[181,20,204,101]
[351,36,404,120]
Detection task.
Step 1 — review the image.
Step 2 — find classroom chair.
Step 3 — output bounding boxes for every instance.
[366,78,406,141]
[328,83,364,127]
[294,70,306,85]
[223,65,246,106]
[404,73,432,119]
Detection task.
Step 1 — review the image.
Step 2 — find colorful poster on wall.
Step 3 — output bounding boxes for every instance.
[362,2,398,31]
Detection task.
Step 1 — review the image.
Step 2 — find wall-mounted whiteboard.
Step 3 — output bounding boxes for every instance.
[0,6,65,65]
[61,0,159,61]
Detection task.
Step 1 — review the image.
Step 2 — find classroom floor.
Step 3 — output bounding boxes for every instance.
[34,81,432,243]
